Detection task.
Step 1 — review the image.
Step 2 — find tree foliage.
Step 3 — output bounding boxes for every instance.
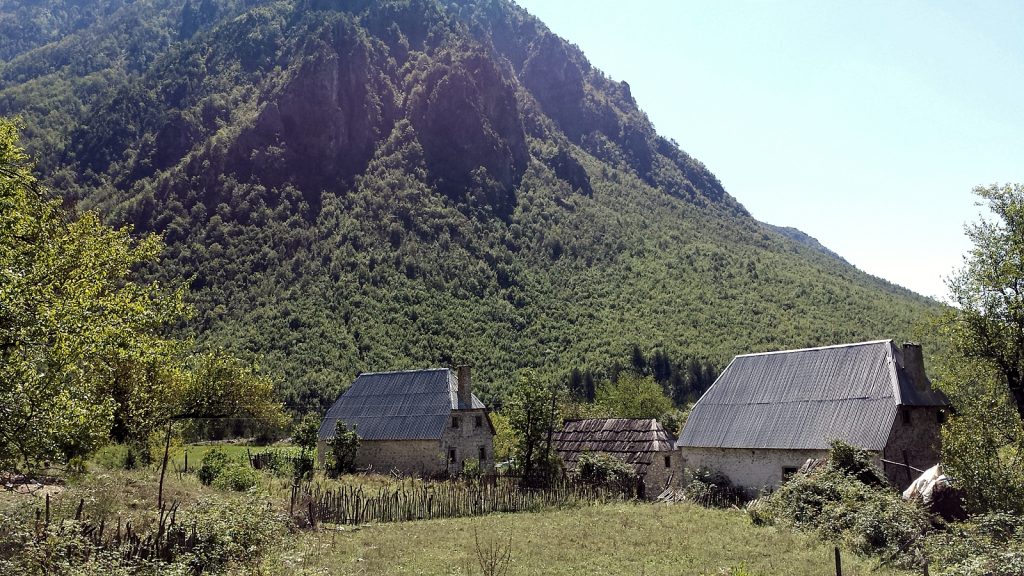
[326,422,359,476]
[594,373,674,421]
[945,183,1024,418]
[505,369,562,484]
[0,118,284,469]
[0,117,186,467]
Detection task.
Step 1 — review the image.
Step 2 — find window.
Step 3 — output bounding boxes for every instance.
[448,448,456,463]
[479,445,487,461]
[782,466,799,480]
[901,409,911,426]
[664,455,671,468]
[475,415,483,428]
[451,416,459,429]
[937,410,946,424]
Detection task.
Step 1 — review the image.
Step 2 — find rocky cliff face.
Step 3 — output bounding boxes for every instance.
[0,0,937,410]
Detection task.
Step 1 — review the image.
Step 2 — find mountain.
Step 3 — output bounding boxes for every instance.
[0,0,939,412]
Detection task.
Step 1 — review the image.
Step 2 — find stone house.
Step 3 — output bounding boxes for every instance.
[318,366,494,476]
[551,418,679,499]
[677,340,949,492]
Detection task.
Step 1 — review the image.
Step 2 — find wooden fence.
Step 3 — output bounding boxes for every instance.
[21,494,199,563]
[292,476,634,526]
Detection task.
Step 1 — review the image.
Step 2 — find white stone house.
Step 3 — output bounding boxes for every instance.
[677,340,949,492]
[551,418,679,499]
[318,366,494,476]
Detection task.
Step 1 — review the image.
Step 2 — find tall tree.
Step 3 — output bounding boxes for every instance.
[0,118,186,468]
[0,118,285,473]
[505,369,562,485]
[595,373,673,420]
[945,183,1024,419]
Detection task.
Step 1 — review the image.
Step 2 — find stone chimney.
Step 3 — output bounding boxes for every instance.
[456,365,472,407]
[902,343,928,391]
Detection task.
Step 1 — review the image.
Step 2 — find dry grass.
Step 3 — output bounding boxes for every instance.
[273,501,914,576]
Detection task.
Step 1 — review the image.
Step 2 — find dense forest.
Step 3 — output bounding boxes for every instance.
[0,0,939,414]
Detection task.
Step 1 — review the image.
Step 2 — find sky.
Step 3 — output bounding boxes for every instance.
[513,0,1024,300]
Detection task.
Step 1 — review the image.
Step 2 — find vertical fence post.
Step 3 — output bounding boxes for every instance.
[834,546,842,576]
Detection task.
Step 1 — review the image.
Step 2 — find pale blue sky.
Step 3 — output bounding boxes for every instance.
[514,0,1024,300]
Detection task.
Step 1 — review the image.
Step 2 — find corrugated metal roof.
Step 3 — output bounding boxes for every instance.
[319,368,486,441]
[677,340,948,451]
[552,418,676,475]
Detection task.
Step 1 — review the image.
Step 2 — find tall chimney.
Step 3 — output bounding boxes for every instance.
[901,343,928,392]
[457,365,472,407]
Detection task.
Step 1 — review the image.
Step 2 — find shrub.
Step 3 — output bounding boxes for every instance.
[571,452,636,493]
[212,463,260,492]
[197,449,231,486]
[0,495,284,575]
[924,512,1024,575]
[184,495,285,572]
[292,452,314,481]
[684,467,746,508]
[326,423,359,476]
[753,441,930,568]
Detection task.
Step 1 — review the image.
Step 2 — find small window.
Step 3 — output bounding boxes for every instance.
[901,409,911,426]
[448,448,456,463]
[937,410,946,424]
[479,445,487,461]
[451,416,459,429]
[782,466,799,480]
[664,455,671,468]
[475,415,483,428]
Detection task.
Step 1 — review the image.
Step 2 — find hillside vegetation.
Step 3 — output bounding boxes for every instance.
[0,0,939,412]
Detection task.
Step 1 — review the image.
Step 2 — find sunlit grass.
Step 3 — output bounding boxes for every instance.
[275,501,913,576]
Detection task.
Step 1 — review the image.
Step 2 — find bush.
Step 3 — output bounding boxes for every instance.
[571,452,636,493]
[326,423,359,477]
[212,463,260,492]
[924,512,1024,575]
[0,495,284,575]
[197,449,231,486]
[184,495,285,572]
[752,441,930,568]
[684,467,746,508]
[292,453,314,481]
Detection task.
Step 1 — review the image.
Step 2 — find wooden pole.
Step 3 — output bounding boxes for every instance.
[157,419,172,510]
[834,546,842,576]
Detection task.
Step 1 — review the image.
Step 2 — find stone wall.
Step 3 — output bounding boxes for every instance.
[440,409,495,474]
[318,439,446,476]
[641,449,681,498]
[315,408,495,477]
[882,406,944,489]
[680,446,832,494]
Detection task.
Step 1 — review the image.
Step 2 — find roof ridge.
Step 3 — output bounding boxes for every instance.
[358,367,450,376]
[735,339,894,358]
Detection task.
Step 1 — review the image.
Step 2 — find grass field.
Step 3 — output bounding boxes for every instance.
[1,452,915,575]
[276,502,912,576]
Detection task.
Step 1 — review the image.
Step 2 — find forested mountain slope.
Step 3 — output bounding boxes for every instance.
[0,0,939,411]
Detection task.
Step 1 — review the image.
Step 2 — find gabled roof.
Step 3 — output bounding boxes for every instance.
[677,340,949,452]
[552,418,676,475]
[319,368,486,441]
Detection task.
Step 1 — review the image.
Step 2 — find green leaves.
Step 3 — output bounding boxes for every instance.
[594,373,673,420]
[1,118,187,467]
[0,119,285,468]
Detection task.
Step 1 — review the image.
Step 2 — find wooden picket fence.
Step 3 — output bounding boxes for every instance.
[292,475,634,526]
[22,494,199,563]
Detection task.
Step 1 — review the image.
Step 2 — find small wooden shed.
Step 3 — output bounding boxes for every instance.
[551,418,678,498]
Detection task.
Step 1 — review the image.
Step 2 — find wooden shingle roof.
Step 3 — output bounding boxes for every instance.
[552,418,676,475]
